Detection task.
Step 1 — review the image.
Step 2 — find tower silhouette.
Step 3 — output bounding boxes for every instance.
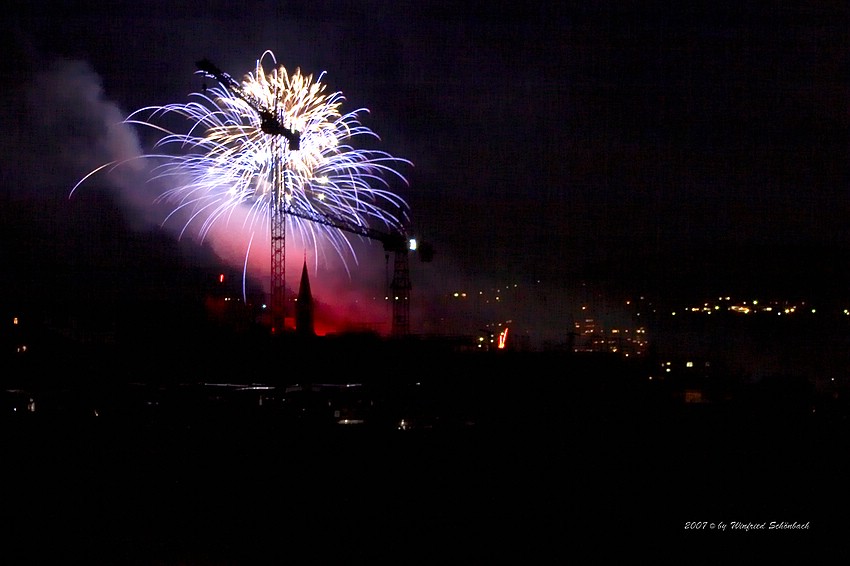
[295,256,315,337]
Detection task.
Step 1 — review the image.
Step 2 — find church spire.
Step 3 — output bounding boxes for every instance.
[295,254,315,337]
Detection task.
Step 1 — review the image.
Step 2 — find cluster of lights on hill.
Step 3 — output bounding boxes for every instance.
[445,282,850,356]
[669,296,845,317]
[448,283,649,355]
[573,306,648,357]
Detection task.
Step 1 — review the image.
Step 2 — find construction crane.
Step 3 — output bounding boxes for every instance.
[196,58,299,335]
[195,58,432,336]
[286,207,433,337]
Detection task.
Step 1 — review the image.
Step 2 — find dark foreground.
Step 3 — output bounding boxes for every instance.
[3,348,849,564]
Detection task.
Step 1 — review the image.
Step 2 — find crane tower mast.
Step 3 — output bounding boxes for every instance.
[196,58,299,335]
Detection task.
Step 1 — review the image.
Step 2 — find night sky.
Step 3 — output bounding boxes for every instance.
[2,1,848,342]
[3,6,850,558]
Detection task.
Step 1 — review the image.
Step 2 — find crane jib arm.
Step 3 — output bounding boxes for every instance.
[196,58,300,150]
[284,207,408,252]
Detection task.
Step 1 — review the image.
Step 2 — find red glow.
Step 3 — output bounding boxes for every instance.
[497,327,508,349]
[197,221,392,337]
[310,300,387,337]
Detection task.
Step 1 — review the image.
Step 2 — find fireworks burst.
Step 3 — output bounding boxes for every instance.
[72,49,412,275]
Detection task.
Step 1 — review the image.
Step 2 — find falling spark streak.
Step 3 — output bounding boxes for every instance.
[243,231,254,303]
[72,50,412,279]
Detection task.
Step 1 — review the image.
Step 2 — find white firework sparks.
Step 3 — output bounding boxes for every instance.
[73,49,412,273]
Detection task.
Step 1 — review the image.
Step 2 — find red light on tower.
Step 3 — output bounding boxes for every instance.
[219,274,225,283]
